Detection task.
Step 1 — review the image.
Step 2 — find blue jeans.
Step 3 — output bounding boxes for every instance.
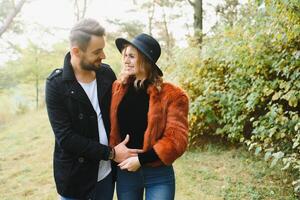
[60,172,114,200]
[116,165,175,200]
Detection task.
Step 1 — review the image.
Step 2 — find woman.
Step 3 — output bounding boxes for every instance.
[110,33,189,200]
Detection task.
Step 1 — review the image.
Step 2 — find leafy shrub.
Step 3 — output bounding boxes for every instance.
[172,1,300,195]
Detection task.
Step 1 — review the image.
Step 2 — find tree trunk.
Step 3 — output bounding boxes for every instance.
[0,0,26,37]
[81,0,87,19]
[74,0,87,21]
[162,8,172,60]
[148,1,155,36]
[74,0,80,21]
[188,0,203,44]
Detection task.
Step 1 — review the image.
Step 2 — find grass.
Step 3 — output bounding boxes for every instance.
[175,145,296,200]
[0,109,56,200]
[0,109,297,199]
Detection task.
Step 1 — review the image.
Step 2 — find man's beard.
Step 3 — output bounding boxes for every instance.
[80,58,100,71]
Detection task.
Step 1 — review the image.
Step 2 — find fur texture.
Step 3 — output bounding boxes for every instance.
[110,81,189,166]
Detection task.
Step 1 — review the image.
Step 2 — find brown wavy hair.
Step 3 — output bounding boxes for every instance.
[119,44,162,90]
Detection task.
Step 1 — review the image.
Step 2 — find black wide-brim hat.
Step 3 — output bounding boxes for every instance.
[115,33,163,76]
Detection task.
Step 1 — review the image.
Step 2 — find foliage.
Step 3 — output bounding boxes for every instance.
[0,39,68,123]
[172,1,300,195]
[104,37,124,74]
[106,19,145,40]
[215,0,239,27]
[0,36,122,124]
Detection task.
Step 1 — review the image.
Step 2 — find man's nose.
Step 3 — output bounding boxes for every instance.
[100,51,106,59]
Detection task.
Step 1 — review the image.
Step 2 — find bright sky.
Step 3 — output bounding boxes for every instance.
[22,0,139,30]
[1,0,242,64]
[20,0,220,42]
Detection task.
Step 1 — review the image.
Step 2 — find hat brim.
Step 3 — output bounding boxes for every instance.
[115,38,163,76]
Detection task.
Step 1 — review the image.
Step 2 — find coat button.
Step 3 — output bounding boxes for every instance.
[70,90,74,94]
[78,157,84,163]
[78,113,84,119]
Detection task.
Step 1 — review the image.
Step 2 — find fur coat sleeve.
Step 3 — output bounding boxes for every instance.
[110,81,189,166]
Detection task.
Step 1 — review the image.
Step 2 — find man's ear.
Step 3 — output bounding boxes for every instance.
[71,46,80,57]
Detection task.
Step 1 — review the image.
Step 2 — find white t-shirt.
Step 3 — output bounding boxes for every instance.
[78,79,111,182]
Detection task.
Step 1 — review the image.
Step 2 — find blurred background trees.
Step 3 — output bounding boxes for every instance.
[0,0,26,37]
[0,0,299,196]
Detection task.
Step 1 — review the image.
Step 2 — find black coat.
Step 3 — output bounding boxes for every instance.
[45,52,116,198]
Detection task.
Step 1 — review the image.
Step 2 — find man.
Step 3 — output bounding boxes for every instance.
[45,18,142,200]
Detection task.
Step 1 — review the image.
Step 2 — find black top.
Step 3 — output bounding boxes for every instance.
[117,81,159,165]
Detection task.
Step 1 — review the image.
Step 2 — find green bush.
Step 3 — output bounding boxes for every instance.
[172,1,300,195]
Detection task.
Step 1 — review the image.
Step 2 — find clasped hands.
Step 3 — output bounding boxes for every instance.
[113,134,143,172]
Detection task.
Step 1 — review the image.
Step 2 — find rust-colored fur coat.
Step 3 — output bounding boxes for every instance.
[109,80,189,166]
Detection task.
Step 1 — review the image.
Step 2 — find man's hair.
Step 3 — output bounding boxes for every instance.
[69,18,105,51]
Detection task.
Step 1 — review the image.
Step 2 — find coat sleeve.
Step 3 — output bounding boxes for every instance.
[45,79,110,162]
[153,90,189,165]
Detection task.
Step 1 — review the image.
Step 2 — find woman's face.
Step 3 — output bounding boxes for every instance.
[122,45,139,76]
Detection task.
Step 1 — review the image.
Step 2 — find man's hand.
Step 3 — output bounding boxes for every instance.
[118,156,141,172]
[114,134,143,163]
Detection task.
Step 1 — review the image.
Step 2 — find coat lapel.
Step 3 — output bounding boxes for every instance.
[67,81,93,107]
[62,52,93,108]
[61,52,99,112]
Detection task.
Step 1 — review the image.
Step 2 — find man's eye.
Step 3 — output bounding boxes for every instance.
[94,50,103,55]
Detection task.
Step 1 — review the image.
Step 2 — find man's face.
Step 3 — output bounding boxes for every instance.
[79,35,106,71]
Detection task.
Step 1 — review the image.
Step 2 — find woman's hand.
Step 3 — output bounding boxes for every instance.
[118,156,141,172]
[119,66,135,84]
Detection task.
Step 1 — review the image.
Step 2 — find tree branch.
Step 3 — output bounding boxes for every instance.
[0,0,27,37]
[81,0,87,19]
[6,40,22,53]
[74,0,80,21]
[187,0,195,7]
[148,0,155,35]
